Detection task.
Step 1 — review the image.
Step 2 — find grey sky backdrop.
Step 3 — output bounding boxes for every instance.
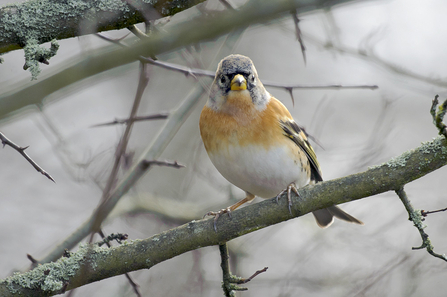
[0,0,446,296]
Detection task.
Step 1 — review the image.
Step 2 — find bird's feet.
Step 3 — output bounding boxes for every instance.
[275,182,300,215]
[204,194,255,232]
[204,207,232,232]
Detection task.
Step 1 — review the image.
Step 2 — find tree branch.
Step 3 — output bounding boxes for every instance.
[0,0,365,119]
[1,135,446,296]
[395,187,447,262]
[88,62,150,240]
[0,0,206,54]
[219,243,267,296]
[0,131,55,182]
[90,113,169,127]
[35,83,205,267]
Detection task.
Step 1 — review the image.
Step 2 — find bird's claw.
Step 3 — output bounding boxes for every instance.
[275,183,299,215]
[204,207,232,232]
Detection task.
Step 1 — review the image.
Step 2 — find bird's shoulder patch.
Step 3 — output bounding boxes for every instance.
[279,118,323,182]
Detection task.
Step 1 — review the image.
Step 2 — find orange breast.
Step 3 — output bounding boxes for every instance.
[199,95,312,196]
[199,94,293,154]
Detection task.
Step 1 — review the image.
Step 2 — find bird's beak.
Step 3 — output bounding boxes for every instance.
[230,74,247,91]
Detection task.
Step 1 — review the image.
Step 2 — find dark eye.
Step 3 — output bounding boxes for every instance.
[218,75,228,86]
[248,74,255,83]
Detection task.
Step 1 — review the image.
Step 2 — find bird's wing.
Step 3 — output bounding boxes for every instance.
[279,119,323,182]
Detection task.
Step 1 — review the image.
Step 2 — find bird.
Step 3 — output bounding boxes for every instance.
[199,54,363,230]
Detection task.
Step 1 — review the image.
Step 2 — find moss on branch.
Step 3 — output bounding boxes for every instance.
[0,0,205,78]
[0,0,205,54]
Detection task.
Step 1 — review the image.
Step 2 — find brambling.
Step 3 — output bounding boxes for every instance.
[199,54,363,229]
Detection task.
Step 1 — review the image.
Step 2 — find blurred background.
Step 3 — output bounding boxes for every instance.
[0,0,446,296]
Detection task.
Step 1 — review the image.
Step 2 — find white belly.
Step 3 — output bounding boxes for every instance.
[208,144,310,198]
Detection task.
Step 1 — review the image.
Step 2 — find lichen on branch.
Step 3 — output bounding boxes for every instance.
[23,39,59,80]
[0,0,206,77]
[0,0,205,53]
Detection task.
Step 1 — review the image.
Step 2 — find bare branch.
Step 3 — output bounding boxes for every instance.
[421,207,447,217]
[291,10,306,64]
[90,113,169,127]
[219,243,267,295]
[0,0,365,120]
[36,85,206,266]
[219,243,247,296]
[351,255,409,296]
[89,62,150,240]
[0,131,55,182]
[95,32,131,44]
[141,159,185,169]
[127,25,150,40]
[236,267,268,284]
[262,82,379,90]
[305,33,447,89]
[26,254,39,264]
[285,87,295,106]
[395,187,447,262]
[140,57,379,91]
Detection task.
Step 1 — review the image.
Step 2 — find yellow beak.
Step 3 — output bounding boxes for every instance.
[230,74,247,91]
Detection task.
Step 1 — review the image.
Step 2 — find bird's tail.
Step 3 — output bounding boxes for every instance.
[312,206,363,228]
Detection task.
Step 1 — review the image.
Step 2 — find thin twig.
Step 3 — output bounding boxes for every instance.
[262,82,379,90]
[219,243,267,296]
[89,62,150,240]
[0,132,55,182]
[97,232,128,247]
[142,159,185,169]
[421,207,447,217]
[291,10,306,64]
[305,32,447,88]
[95,32,131,44]
[235,267,268,284]
[94,34,378,92]
[95,32,378,91]
[26,254,39,264]
[140,56,379,90]
[90,113,169,127]
[124,273,142,297]
[219,243,246,296]
[37,84,206,267]
[97,230,141,297]
[285,87,295,106]
[352,255,409,296]
[430,95,447,138]
[395,187,447,262]
[127,25,149,39]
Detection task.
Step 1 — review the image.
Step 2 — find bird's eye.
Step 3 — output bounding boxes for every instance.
[248,74,255,83]
[219,75,227,86]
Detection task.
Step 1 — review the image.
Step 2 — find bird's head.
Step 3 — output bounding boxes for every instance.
[208,54,270,112]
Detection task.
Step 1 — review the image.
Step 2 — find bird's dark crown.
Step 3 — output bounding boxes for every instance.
[219,54,255,76]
